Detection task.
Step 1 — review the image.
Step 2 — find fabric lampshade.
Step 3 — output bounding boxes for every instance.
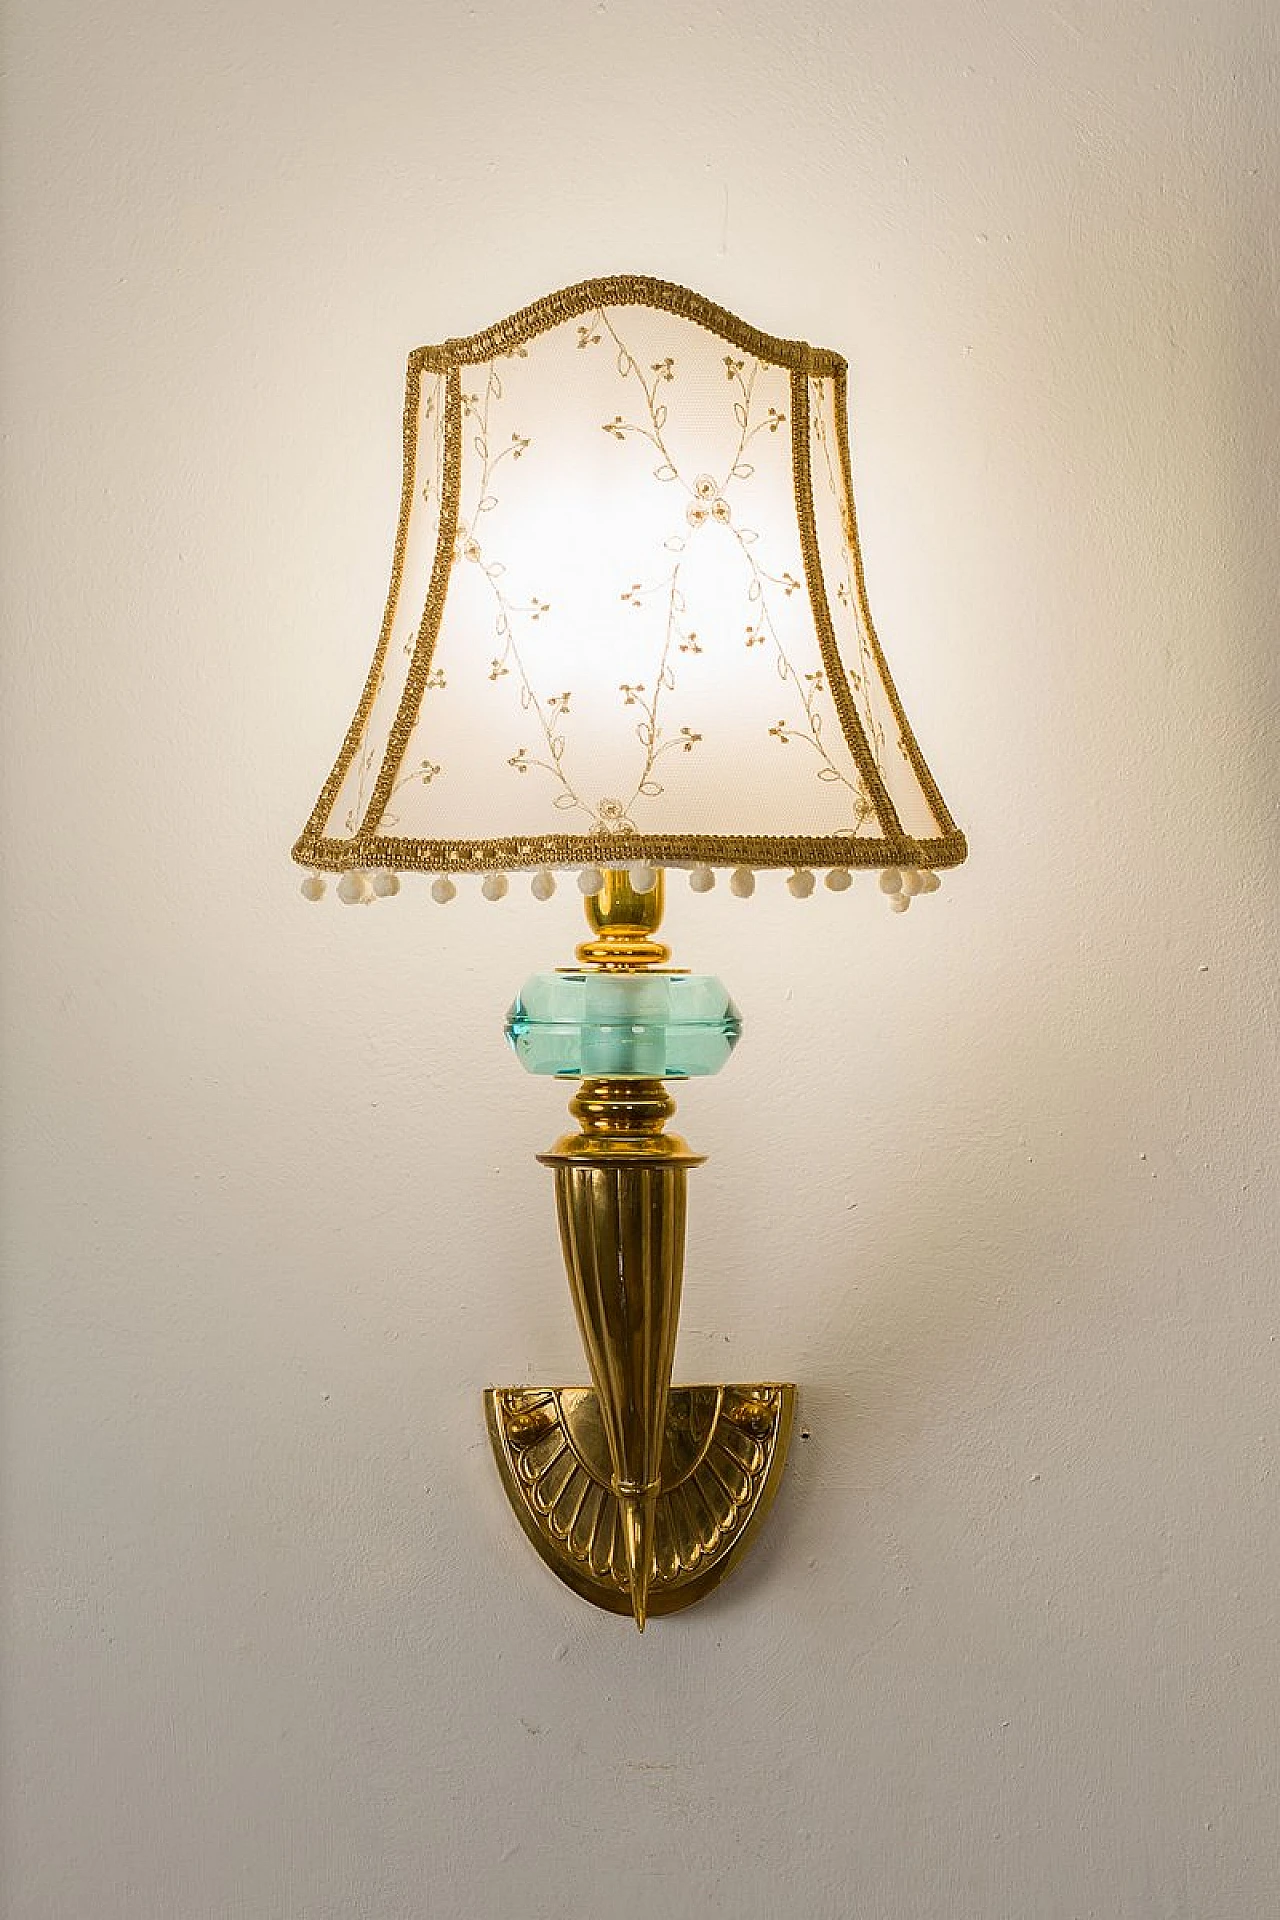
[293,275,966,889]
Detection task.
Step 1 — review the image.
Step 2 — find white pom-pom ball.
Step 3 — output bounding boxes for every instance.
[337,870,373,905]
[920,870,942,893]
[824,868,852,892]
[371,869,400,898]
[481,872,509,902]
[430,875,457,904]
[889,892,911,913]
[729,867,756,898]
[878,867,903,895]
[577,866,604,896]
[530,869,556,901]
[900,868,924,897]
[629,863,658,894]
[689,865,715,894]
[787,869,816,898]
[300,872,326,902]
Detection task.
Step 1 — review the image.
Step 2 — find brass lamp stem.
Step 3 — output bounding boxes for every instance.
[551,874,682,1626]
[487,865,794,1626]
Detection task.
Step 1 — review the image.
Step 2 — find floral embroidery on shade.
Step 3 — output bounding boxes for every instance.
[592,796,638,834]
[349,312,875,835]
[474,306,868,826]
[686,474,731,528]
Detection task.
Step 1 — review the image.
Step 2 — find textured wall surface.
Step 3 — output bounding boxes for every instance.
[3,2,1277,1916]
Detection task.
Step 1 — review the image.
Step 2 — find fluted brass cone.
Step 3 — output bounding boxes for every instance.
[539,1078,703,1631]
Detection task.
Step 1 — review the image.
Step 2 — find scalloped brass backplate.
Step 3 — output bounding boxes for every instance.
[485,1383,795,1617]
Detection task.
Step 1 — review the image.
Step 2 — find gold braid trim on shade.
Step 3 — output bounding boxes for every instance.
[830,362,962,845]
[416,274,848,377]
[292,275,967,879]
[787,367,903,844]
[295,828,967,876]
[296,353,428,858]
[359,366,464,842]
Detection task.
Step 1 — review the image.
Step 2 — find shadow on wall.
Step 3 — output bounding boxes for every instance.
[689,170,1280,1605]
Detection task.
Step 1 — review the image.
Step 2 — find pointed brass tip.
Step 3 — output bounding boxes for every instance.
[619,1488,657,1633]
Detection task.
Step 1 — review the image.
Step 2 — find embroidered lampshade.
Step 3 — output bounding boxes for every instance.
[293,275,966,899]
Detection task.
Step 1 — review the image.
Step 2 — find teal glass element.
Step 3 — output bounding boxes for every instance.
[505,971,743,1079]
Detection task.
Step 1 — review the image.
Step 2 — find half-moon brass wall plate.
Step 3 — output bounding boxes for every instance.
[485,1383,795,1617]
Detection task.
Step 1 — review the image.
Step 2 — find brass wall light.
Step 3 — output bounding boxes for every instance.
[294,276,966,1629]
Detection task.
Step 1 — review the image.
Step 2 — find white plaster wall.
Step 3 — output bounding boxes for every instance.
[3,1,1277,1915]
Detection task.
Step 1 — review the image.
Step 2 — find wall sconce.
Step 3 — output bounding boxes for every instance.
[294,276,966,1629]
